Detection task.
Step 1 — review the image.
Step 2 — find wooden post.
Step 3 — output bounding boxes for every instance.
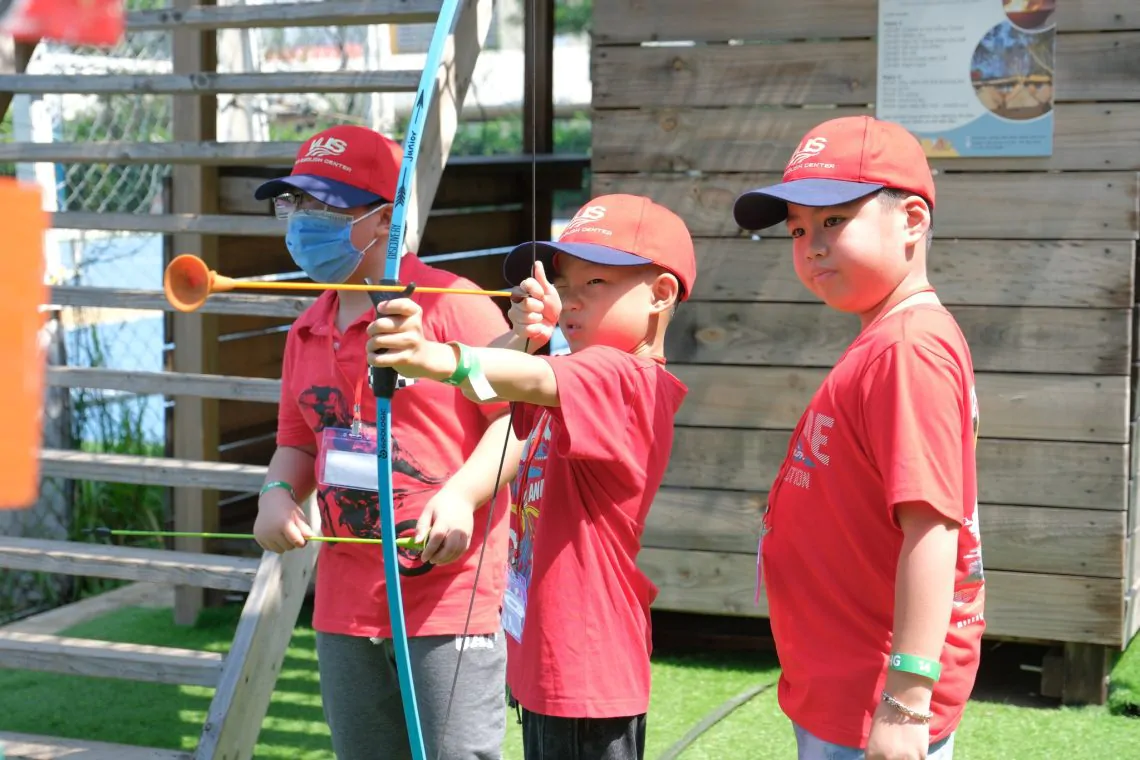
[170,0,220,626]
[0,37,37,120]
[194,497,321,760]
[522,0,555,240]
[1061,642,1113,705]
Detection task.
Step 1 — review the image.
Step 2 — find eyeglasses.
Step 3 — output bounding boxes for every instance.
[273,192,328,219]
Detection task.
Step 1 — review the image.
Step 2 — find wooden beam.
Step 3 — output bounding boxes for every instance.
[219,152,590,213]
[128,0,442,31]
[51,212,284,235]
[592,172,1140,240]
[0,141,304,165]
[639,549,1126,646]
[665,302,1131,376]
[170,0,220,626]
[671,366,1130,444]
[48,286,313,318]
[400,0,497,255]
[592,0,1138,43]
[39,449,264,491]
[643,489,1127,578]
[194,497,320,760]
[661,429,1127,511]
[0,70,420,96]
[592,33,1140,108]
[684,239,1135,308]
[0,632,223,687]
[0,732,191,760]
[0,536,259,592]
[593,103,1140,174]
[46,367,280,403]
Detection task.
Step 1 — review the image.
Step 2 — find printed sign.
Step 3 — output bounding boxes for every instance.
[877,0,1057,157]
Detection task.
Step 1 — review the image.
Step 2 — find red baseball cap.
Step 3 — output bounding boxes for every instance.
[503,194,697,300]
[254,125,402,209]
[733,116,936,230]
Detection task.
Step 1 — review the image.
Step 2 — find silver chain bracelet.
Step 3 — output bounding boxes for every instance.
[881,691,934,724]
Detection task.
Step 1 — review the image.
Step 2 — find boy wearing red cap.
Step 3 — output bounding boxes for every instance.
[365,194,697,760]
[733,116,984,760]
[251,125,518,760]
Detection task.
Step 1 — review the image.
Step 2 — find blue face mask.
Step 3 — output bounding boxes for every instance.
[284,207,380,284]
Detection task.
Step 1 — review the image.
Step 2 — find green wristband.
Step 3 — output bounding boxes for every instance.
[441,342,475,387]
[889,653,942,682]
[260,480,296,501]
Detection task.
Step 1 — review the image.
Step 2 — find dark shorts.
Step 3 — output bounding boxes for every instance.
[520,708,646,760]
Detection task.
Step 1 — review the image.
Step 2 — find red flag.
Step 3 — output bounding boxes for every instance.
[0,0,125,47]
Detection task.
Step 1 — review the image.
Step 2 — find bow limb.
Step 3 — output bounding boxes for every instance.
[371,2,465,758]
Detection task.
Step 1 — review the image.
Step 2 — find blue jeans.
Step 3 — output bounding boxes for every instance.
[794,724,955,760]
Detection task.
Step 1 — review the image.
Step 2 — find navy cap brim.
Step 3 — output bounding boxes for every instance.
[503,241,652,287]
[733,178,884,230]
[253,174,384,209]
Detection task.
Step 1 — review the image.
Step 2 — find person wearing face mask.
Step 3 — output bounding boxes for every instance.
[250,125,521,760]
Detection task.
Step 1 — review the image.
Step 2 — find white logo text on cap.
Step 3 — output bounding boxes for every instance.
[306,137,348,158]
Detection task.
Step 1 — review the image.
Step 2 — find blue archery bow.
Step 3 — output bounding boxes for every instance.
[366,2,464,758]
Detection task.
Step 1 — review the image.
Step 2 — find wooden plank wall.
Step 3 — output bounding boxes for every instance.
[592,1,1140,648]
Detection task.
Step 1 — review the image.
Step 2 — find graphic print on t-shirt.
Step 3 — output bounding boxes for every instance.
[299,384,445,575]
[783,409,835,491]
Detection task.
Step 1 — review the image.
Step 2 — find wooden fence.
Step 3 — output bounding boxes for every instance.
[591,0,1140,703]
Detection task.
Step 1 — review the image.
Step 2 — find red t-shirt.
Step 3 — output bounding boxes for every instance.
[761,303,985,747]
[276,253,511,639]
[504,346,688,718]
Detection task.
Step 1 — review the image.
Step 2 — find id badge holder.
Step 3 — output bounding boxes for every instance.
[317,426,380,492]
[501,568,528,643]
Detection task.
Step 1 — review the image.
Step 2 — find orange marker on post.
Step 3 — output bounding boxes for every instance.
[0,180,48,509]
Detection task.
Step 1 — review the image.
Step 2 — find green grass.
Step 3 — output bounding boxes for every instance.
[0,604,1136,759]
[1108,635,1140,717]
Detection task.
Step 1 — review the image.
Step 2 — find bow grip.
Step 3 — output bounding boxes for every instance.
[365,279,417,400]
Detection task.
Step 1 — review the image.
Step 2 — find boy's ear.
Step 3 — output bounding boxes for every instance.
[650,270,681,313]
[902,196,932,246]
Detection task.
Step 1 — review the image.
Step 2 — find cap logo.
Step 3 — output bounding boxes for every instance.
[306,137,348,158]
[787,136,828,169]
[562,204,612,238]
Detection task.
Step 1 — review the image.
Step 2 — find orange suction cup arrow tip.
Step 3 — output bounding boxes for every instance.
[164,254,235,312]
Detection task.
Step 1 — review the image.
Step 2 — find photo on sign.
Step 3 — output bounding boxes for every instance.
[970,21,1055,122]
[1002,0,1057,31]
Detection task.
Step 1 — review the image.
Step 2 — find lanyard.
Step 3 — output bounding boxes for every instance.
[327,329,368,436]
[512,410,550,565]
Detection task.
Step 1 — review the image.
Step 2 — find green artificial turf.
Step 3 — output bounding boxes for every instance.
[0,603,1136,759]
